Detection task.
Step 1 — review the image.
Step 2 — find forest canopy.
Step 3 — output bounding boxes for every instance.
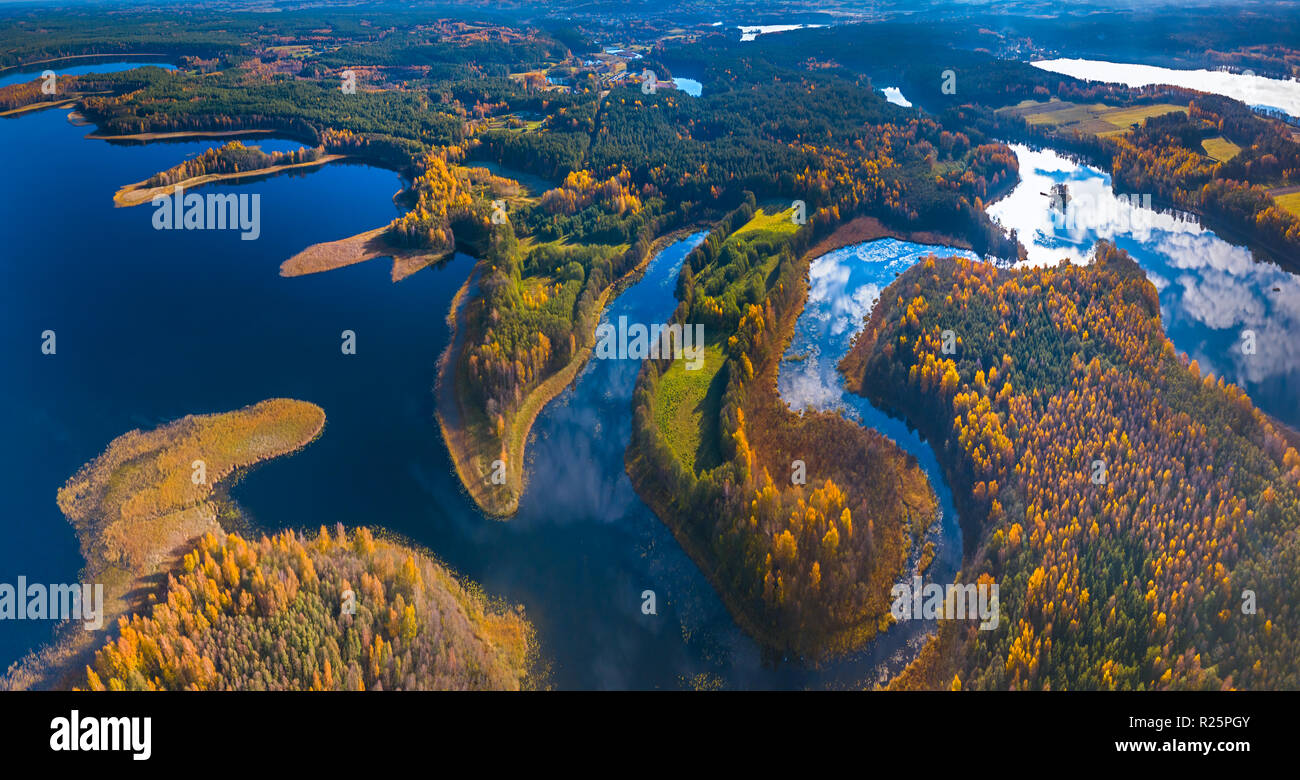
[843,244,1300,689]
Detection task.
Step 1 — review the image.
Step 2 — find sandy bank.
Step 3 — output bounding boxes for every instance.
[280,225,449,282]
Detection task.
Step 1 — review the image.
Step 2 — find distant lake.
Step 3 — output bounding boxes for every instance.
[0,60,174,88]
[672,77,703,97]
[1031,58,1300,118]
[988,143,1300,431]
[739,24,825,42]
[880,86,912,107]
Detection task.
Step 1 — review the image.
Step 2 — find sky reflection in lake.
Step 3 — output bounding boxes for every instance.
[988,144,1300,428]
[1032,58,1300,118]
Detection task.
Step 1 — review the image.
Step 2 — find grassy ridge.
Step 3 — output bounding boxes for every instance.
[4,399,323,689]
[57,398,326,601]
[653,340,727,474]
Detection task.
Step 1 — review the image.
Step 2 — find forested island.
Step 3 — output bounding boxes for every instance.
[81,525,535,691]
[114,140,342,207]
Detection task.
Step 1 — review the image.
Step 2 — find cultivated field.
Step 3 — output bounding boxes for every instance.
[998,98,1186,137]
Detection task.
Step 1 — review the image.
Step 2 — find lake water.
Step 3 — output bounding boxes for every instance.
[1031,58,1300,119]
[0,98,413,672]
[739,24,824,42]
[880,87,912,108]
[672,77,703,97]
[988,143,1300,431]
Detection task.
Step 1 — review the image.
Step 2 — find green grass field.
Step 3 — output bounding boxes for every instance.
[1098,104,1186,130]
[1273,190,1300,219]
[654,341,727,474]
[730,206,800,241]
[1202,136,1243,162]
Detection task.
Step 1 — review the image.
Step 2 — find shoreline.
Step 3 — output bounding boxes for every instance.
[791,228,956,672]
[87,128,277,142]
[766,227,939,658]
[113,153,347,207]
[999,135,1300,274]
[0,96,83,118]
[437,227,701,518]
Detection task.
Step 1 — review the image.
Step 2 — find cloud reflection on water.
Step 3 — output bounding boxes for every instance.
[988,144,1300,427]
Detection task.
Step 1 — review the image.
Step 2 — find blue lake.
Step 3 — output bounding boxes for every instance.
[1030,59,1300,119]
[880,87,912,107]
[672,77,703,97]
